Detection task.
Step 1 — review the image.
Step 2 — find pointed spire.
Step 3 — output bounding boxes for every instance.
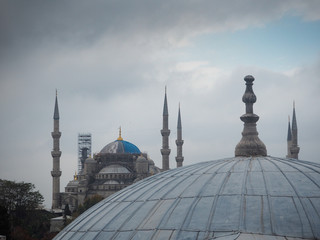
[287,116,292,141]
[292,101,297,131]
[177,103,182,129]
[163,86,168,116]
[53,90,60,120]
[235,75,267,157]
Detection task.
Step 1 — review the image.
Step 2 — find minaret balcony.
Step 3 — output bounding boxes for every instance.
[51,170,62,177]
[290,146,300,154]
[176,139,184,146]
[176,156,184,162]
[161,129,170,136]
[51,132,61,138]
[51,151,62,158]
[161,149,171,155]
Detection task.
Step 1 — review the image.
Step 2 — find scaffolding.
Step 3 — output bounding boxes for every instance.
[78,133,92,172]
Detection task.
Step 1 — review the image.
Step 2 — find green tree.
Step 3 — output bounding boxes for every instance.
[0,179,45,240]
[0,179,44,213]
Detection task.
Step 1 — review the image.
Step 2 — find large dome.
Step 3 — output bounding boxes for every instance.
[100,140,141,154]
[54,156,320,239]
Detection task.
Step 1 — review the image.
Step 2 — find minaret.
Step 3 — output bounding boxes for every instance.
[51,90,62,209]
[235,75,267,157]
[290,102,300,159]
[175,104,184,167]
[286,116,293,158]
[161,87,170,171]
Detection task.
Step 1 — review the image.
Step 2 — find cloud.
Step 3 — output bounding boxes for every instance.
[0,0,319,208]
[1,0,319,59]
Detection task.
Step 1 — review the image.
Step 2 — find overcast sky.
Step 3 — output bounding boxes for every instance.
[1,0,320,208]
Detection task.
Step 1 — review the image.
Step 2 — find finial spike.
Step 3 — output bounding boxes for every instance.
[117,126,123,140]
[235,75,267,157]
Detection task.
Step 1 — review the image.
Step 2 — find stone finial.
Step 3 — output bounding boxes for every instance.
[235,75,267,157]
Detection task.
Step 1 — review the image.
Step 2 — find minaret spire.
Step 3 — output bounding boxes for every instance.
[51,90,62,209]
[176,103,184,167]
[289,101,300,159]
[161,87,170,171]
[235,75,267,157]
[286,116,293,158]
[53,89,60,120]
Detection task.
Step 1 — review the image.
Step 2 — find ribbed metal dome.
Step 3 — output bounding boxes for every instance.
[54,156,320,239]
[100,140,141,154]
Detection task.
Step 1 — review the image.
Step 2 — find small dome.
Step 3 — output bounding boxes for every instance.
[136,155,147,162]
[66,180,79,187]
[99,164,130,174]
[84,157,95,164]
[54,157,320,239]
[136,155,148,174]
[148,159,155,166]
[100,140,141,154]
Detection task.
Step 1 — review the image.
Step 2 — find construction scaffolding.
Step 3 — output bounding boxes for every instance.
[78,133,92,172]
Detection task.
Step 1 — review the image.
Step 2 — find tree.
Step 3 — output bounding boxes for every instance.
[0,179,44,214]
[0,179,45,240]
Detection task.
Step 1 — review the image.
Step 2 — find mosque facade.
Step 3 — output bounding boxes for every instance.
[51,89,184,212]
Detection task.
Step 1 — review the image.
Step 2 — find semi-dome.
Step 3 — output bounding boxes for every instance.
[54,157,320,239]
[99,164,131,174]
[100,140,141,154]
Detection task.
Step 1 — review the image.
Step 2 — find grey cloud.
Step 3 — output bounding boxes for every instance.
[1,0,319,57]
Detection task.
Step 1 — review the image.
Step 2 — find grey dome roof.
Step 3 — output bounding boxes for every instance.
[99,164,130,174]
[84,157,95,163]
[66,180,79,187]
[54,156,320,240]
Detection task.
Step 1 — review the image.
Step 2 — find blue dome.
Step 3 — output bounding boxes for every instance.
[100,140,141,154]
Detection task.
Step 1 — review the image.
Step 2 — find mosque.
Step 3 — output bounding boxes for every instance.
[50,89,183,212]
[52,75,320,239]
